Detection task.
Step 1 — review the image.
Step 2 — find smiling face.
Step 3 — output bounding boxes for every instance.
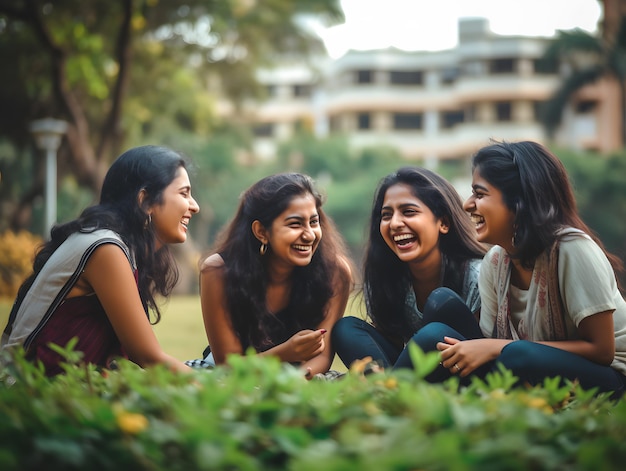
[149,167,200,249]
[379,183,448,267]
[260,193,322,270]
[463,167,516,251]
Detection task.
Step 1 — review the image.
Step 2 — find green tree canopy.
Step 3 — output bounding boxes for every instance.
[0,0,343,231]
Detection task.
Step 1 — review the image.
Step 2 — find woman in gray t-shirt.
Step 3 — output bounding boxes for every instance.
[414,141,626,397]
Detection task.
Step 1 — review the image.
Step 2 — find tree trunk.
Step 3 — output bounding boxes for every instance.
[95,0,133,163]
[26,0,102,191]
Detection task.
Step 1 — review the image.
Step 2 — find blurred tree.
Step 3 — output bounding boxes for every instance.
[0,0,343,231]
[540,9,626,147]
[277,132,353,180]
[559,148,626,266]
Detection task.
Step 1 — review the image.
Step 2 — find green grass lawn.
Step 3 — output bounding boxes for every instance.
[153,295,207,360]
[0,299,11,335]
[0,295,350,371]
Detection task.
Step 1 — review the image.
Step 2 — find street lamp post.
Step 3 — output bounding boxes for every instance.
[29,118,68,239]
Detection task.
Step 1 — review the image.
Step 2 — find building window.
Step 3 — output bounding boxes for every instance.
[495,102,512,121]
[389,70,423,85]
[253,123,274,137]
[356,70,373,84]
[490,58,515,74]
[441,67,459,85]
[293,84,312,97]
[393,112,423,130]
[357,113,371,130]
[465,104,478,123]
[441,110,464,129]
[462,61,484,77]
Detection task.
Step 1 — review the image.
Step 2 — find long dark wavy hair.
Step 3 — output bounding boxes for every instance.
[363,166,486,343]
[205,173,350,350]
[472,140,624,282]
[12,145,190,324]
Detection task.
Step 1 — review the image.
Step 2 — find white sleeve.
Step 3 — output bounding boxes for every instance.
[558,237,617,326]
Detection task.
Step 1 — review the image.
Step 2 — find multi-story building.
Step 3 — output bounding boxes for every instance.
[227,17,620,166]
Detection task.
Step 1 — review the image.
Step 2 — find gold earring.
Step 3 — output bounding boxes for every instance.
[260,243,267,256]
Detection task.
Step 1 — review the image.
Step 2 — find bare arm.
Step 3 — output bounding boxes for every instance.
[540,311,615,365]
[199,254,245,364]
[83,244,190,373]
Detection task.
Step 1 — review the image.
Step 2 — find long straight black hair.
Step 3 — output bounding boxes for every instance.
[363,166,486,343]
[12,145,190,324]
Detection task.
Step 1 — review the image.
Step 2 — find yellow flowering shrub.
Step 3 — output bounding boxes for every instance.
[115,410,149,435]
[0,230,42,299]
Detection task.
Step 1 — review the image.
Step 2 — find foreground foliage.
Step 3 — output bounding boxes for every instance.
[0,346,625,471]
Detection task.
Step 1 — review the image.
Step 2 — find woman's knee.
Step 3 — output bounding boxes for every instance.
[411,322,454,352]
[497,340,545,372]
[423,287,467,323]
[331,316,366,344]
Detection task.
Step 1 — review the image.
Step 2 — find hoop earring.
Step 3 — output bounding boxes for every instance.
[144,213,152,229]
[259,243,267,256]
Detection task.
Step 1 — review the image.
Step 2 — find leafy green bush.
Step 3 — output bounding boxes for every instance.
[1,345,625,471]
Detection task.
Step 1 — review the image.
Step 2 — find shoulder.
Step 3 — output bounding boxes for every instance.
[68,228,123,245]
[558,232,606,264]
[86,243,135,271]
[200,253,225,273]
[329,255,354,291]
[483,245,507,267]
[60,229,132,266]
[70,229,127,251]
[336,255,353,280]
[558,233,612,273]
[477,245,507,284]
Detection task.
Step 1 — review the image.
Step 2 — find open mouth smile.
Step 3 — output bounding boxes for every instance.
[292,244,313,252]
[393,233,416,246]
[470,214,485,232]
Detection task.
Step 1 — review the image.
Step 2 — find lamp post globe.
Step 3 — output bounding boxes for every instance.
[29,118,68,239]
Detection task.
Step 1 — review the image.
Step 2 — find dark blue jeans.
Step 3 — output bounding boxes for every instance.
[332,287,482,369]
[334,287,626,396]
[409,291,626,397]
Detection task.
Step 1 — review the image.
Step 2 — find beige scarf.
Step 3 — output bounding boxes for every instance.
[491,228,585,341]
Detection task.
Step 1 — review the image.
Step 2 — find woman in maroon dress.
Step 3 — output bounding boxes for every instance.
[2,145,199,375]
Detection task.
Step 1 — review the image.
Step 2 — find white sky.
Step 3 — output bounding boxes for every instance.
[319,0,603,58]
